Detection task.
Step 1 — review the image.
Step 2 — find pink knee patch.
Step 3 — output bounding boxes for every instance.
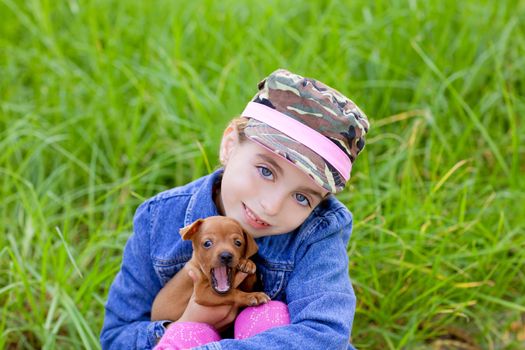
[234,301,290,339]
[154,322,220,349]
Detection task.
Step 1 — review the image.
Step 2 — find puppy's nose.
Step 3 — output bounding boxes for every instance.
[219,252,233,265]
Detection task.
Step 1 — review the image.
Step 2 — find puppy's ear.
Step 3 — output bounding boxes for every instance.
[243,231,259,258]
[180,219,204,241]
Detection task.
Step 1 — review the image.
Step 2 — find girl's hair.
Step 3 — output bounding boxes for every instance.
[230,117,249,142]
[217,117,248,168]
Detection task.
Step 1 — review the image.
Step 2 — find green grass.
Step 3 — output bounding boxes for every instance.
[1,0,524,349]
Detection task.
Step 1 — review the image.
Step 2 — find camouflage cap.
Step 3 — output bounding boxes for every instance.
[241,69,370,193]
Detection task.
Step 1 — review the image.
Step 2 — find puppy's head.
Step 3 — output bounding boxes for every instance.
[180,216,258,294]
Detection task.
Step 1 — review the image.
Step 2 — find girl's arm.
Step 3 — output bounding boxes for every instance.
[100,201,168,349]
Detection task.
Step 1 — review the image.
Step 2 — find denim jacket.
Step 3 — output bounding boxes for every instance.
[101,169,357,349]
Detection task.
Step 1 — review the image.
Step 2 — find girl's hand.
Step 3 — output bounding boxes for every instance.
[174,269,248,332]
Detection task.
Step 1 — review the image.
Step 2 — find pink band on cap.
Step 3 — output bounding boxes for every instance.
[242,102,352,181]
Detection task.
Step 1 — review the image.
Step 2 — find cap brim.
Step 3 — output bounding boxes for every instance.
[244,119,345,193]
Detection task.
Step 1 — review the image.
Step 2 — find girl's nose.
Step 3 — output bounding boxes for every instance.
[259,193,284,216]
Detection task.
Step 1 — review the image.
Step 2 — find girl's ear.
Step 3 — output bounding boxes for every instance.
[219,123,239,165]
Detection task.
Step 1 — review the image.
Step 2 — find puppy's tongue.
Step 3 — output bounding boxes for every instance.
[213,266,230,293]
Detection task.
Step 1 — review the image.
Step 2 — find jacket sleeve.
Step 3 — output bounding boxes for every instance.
[196,213,357,350]
[100,200,169,349]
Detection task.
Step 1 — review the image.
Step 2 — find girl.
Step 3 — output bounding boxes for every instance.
[100,69,370,349]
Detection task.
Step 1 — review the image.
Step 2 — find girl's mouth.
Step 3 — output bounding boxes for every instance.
[243,203,271,229]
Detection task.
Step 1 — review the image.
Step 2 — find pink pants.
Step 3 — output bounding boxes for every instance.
[154,301,290,350]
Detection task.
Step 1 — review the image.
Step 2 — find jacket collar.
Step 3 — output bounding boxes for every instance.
[184,168,223,226]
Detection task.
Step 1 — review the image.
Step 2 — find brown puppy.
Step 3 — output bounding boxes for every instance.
[151,216,270,322]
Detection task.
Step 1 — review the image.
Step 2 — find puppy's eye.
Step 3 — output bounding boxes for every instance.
[234,240,242,247]
[203,240,213,248]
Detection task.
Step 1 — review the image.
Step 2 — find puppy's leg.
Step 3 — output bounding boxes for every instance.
[234,258,260,291]
[237,258,256,274]
[195,286,269,307]
[239,273,257,291]
[232,289,271,307]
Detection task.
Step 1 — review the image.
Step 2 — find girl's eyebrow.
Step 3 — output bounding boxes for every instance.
[296,186,324,201]
[256,153,284,175]
[256,153,325,200]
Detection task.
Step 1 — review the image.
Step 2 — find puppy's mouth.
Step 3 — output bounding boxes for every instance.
[210,266,232,294]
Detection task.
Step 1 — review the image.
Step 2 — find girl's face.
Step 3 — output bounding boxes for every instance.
[218,126,329,238]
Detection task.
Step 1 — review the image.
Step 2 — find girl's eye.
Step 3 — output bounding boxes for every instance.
[234,239,242,247]
[203,240,213,248]
[294,193,311,207]
[257,166,274,180]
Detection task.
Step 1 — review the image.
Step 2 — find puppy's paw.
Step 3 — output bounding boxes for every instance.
[237,259,256,274]
[247,292,271,306]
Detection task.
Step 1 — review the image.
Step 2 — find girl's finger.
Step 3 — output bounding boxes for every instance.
[216,308,239,331]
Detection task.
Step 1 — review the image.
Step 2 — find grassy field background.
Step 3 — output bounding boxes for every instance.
[1,0,524,349]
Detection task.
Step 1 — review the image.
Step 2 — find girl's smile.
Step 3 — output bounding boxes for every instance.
[243,203,271,229]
